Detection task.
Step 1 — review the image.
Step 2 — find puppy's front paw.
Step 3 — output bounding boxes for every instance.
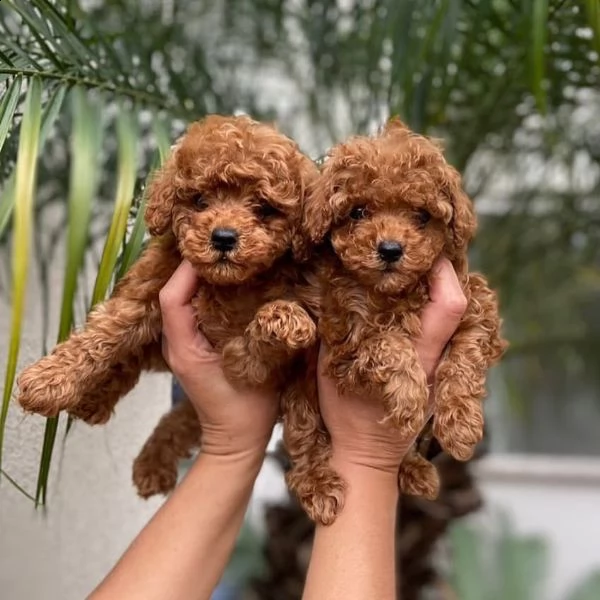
[222,336,270,389]
[17,357,82,417]
[398,454,440,500]
[433,400,483,461]
[250,300,317,351]
[132,454,178,499]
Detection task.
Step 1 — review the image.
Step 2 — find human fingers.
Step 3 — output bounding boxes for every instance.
[413,257,467,378]
[158,260,212,353]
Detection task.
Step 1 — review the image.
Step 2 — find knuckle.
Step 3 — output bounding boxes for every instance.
[444,293,468,317]
[158,288,175,311]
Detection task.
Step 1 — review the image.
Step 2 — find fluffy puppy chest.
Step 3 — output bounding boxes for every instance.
[319,270,431,350]
[190,267,297,351]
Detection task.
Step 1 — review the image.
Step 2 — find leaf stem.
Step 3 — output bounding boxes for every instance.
[0,67,177,111]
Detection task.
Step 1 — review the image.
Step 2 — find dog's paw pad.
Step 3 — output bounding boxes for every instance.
[132,463,178,499]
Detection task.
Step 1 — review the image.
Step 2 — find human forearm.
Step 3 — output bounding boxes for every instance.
[89,450,263,600]
[302,457,399,600]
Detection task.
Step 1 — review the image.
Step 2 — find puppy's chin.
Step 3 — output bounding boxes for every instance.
[338,258,424,295]
[181,245,280,286]
[186,258,269,286]
[373,270,420,295]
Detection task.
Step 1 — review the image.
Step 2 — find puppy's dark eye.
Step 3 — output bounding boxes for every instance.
[417,209,431,226]
[350,206,368,220]
[256,202,280,219]
[193,194,208,211]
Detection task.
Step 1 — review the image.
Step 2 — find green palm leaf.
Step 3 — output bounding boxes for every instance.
[35,87,104,506]
[0,84,66,239]
[116,118,171,280]
[0,77,43,470]
[91,109,138,305]
[0,75,21,154]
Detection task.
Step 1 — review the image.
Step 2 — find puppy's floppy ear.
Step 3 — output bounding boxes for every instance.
[294,166,334,260]
[291,157,332,261]
[445,165,477,251]
[144,153,178,237]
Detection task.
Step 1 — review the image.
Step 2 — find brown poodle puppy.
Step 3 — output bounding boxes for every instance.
[16,114,319,497]
[285,118,507,525]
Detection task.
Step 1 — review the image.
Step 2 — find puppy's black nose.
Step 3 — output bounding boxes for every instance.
[211,228,238,252]
[378,240,403,263]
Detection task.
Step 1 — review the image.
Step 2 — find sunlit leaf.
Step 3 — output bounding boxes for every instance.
[91,109,138,305]
[153,117,172,164]
[0,77,43,469]
[35,87,104,506]
[0,84,66,240]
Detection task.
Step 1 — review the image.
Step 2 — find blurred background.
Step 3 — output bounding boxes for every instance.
[0,0,599,598]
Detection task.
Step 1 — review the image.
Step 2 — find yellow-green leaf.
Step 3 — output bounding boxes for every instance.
[35,87,104,506]
[91,109,138,305]
[0,84,66,240]
[153,117,172,164]
[116,120,172,280]
[0,77,43,468]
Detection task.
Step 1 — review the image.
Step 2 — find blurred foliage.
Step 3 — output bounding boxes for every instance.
[1,0,600,498]
[448,512,600,600]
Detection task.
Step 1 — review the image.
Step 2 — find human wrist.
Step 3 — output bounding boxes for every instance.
[200,445,266,470]
[330,452,400,489]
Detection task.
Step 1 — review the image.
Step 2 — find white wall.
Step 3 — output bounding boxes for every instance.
[0,222,170,599]
[475,455,600,600]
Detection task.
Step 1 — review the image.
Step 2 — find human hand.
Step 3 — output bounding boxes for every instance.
[159,260,279,459]
[318,257,468,474]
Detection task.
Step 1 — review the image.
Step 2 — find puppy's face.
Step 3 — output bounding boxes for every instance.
[145,115,317,285]
[304,119,476,294]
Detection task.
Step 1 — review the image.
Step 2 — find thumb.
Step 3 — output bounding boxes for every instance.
[159,260,213,353]
[414,257,467,375]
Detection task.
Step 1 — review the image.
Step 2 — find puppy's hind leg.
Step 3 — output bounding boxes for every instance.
[433,274,507,461]
[398,448,440,501]
[132,398,201,499]
[283,362,346,525]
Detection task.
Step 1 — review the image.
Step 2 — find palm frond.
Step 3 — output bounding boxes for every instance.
[0,75,21,154]
[91,109,138,305]
[0,77,43,471]
[35,86,104,506]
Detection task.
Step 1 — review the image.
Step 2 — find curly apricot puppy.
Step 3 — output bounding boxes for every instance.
[286,118,507,525]
[16,114,319,498]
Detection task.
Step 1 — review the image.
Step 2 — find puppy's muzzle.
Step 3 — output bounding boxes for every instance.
[378,240,403,263]
[211,228,238,253]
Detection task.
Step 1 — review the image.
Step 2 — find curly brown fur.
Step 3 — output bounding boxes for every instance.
[16,114,319,498]
[286,118,507,525]
[132,398,201,498]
